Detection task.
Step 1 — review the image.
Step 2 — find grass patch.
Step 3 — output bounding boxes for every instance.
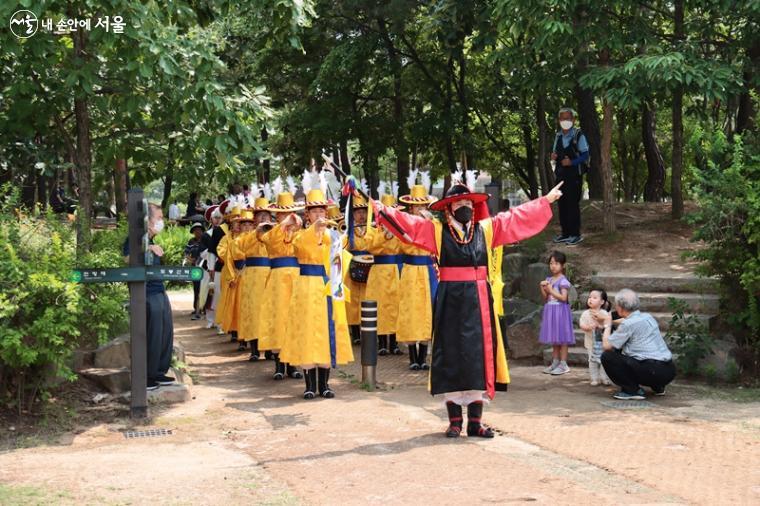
[0,483,73,505]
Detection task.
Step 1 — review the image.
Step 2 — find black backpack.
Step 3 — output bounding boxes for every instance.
[555,128,591,176]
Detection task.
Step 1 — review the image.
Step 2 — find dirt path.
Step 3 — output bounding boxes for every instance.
[1,291,759,505]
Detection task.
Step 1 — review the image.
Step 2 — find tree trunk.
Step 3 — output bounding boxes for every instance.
[521,116,539,199]
[671,87,684,218]
[36,171,48,210]
[114,159,127,218]
[378,18,411,195]
[737,40,759,134]
[616,111,633,202]
[574,81,603,200]
[339,139,351,174]
[535,93,554,194]
[670,0,685,218]
[600,98,616,233]
[261,127,270,183]
[161,140,175,211]
[641,102,665,202]
[73,30,93,256]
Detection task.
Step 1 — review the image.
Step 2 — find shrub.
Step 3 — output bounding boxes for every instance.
[687,128,760,373]
[153,224,191,267]
[665,298,713,377]
[0,187,128,415]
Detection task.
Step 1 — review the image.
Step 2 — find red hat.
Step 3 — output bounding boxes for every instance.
[429,183,490,221]
[218,199,231,215]
[204,205,219,222]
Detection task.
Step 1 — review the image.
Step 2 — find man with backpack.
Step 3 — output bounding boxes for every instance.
[551,107,589,246]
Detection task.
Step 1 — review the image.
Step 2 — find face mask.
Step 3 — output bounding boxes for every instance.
[560,120,573,130]
[453,206,473,225]
[153,219,165,234]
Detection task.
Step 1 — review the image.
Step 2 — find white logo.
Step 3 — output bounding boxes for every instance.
[10,10,38,38]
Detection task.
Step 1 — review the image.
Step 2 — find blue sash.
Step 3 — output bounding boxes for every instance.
[233,259,245,270]
[270,257,298,269]
[245,257,271,267]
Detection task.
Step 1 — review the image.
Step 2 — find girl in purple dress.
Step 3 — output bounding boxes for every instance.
[539,251,575,375]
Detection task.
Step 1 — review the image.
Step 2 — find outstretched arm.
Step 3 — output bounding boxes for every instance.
[371,200,437,254]
[491,182,563,248]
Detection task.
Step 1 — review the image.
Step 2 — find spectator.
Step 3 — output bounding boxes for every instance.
[551,107,589,246]
[184,192,205,222]
[122,203,175,391]
[599,289,676,400]
[184,223,205,320]
[49,182,76,214]
[168,200,181,221]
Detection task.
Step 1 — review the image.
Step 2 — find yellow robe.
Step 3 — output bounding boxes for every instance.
[365,228,402,335]
[396,240,437,343]
[342,228,373,326]
[235,231,272,343]
[258,223,298,351]
[279,225,353,367]
[215,233,244,333]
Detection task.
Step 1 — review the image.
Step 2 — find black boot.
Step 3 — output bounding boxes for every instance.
[350,325,360,345]
[303,368,317,399]
[445,401,463,437]
[286,363,302,379]
[272,354,285,380]
[408,344,420,371]
[230,330,238,343]
[418,343,429,370]
[264,350,274,360]
[237,338,247,352]
[318,367,335,398]
[248,339,260,361]
[389,334,402,355]
[466,401,494,438]
[378,335,389,356]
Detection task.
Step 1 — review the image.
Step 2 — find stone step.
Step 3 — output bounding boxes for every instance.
[579,291,720,314]
[590,273,719,294]
[80,367,130,393]
[571,309,714,331]
[542,346,588,367]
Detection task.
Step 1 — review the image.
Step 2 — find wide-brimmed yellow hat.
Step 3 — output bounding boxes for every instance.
[352,193,368,209]
[232,209,254,222]
[380,194,404,209]
[327,205,344,221]
[399,184,436,205]
[269,192,304,213]
[305,189,330,208]
[228,207,243,222]
[251,197,271,212]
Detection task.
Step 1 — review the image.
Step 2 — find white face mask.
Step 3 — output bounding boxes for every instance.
[152,219,165,234]
[560,120,574,130]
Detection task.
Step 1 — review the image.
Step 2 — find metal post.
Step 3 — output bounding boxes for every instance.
[127,189,148,418]
[360,300,378,390]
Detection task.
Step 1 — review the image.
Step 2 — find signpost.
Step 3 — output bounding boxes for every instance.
[70,188,200,418]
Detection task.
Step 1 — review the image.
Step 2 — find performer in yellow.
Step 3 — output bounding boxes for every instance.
[342,193,372,345]
[365,185,404,355]
[397,171,439,370]
[236,198,274,361]
[216,201,245,348]
[279,183,353,399]
[258,178,304,380]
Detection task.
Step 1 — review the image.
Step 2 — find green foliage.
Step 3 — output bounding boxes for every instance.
[665,298,714,376]
[687,130,760,352]
[0,186,127,414]
[153,225,192,267]
[723,359,741,384]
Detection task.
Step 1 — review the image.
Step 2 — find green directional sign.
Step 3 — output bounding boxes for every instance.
[70,266,203,283]
[145,266,203,281]
[70,267,147,283]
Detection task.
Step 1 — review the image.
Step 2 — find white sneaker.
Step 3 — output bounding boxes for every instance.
[550,363,570,375]
[205,321,214,329]
[590,380,599,386]
[543,362,558,374]
[602,379,612,386]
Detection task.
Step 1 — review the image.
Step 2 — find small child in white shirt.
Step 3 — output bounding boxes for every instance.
[578,289,612,386]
